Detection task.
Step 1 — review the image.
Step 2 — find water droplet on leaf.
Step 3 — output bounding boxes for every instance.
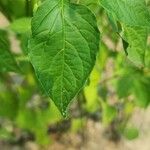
[61,109,68,118]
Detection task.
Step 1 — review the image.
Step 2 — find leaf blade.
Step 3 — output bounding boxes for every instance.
[0,30,19,73]
[101,0,149,66]
[100,0,150,27]
[29,0,100,115]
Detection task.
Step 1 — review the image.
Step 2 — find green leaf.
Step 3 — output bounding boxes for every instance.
[0,91,18,120]
[84,64,100,112]
[123,26,148,67]
[71,118,85,133]
[102,103,117,125]
[123,127,139,140]
[28,0,100,115]
[0,0,26,20]
[107,13,120,32]
[9,17,31,34]
[0,30,19,73]
[0,79,19,120]
[134,77,150,108]
[100,0,150,27]
[117,75,133,98]
[100,0,149,66]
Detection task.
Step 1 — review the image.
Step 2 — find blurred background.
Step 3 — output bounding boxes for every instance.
[0,0,150,150]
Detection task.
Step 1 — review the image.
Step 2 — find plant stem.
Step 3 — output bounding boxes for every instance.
[26,0,33,16]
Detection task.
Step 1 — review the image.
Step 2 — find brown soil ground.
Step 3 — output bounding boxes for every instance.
[0,107,150,150]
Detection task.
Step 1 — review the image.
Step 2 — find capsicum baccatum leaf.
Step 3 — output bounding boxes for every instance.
[100,0,150,67]
[28,0,100,116]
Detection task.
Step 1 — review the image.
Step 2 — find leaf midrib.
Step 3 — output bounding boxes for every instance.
[60,0,65,111]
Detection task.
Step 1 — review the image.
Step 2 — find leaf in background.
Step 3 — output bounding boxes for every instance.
[0,91,18,120]
[0,79,19,120]
[9,17,31,34]
[28,0,100,115]
[100,0,149,67]
[122,26,148,67]
[102,103,117,125]
[20,33,31,54]
[84,65,100,112]
[117,75,133,99]
[0,0,26,20]
[123,127,139,140]
[134,77,150,108]
[71,118,86,133]
[124,102,135,116]
[0,30,19,73]
[107,12,121,33]
[100,0,150,27]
